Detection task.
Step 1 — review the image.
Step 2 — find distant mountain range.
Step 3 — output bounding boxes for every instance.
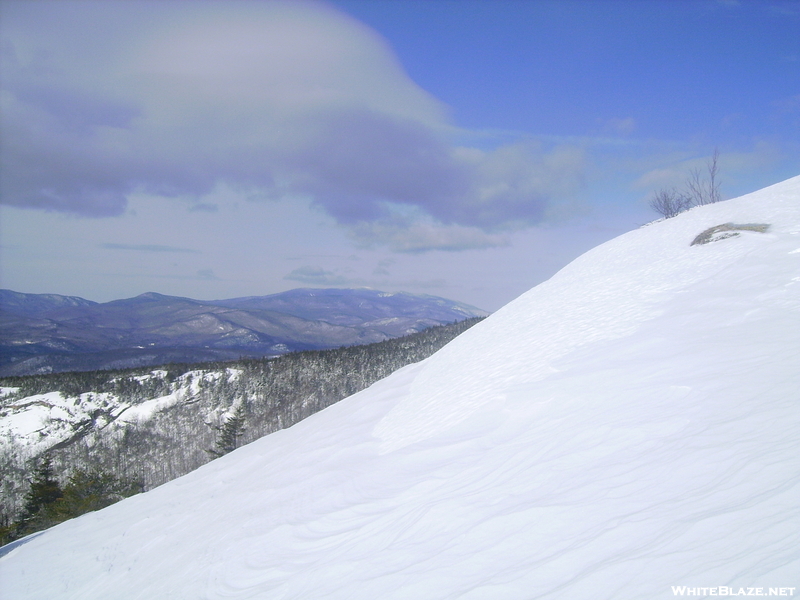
[0,288,488,376]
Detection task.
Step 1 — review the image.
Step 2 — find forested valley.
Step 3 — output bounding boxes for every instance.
[0,318,483,545]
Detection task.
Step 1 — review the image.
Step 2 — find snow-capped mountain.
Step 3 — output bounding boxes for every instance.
[1,176,798,599]
[0,288,487,376]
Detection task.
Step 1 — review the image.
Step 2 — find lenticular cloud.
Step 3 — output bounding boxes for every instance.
[0,0,585,244]
[2,176,798,599]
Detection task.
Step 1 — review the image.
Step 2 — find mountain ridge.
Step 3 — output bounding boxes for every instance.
[0,288,488,376]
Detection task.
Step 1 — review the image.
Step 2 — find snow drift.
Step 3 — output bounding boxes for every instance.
[1,177,799,599]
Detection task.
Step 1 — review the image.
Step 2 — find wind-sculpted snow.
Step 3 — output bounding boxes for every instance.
[373,180,795,453]
[1,177,798,599]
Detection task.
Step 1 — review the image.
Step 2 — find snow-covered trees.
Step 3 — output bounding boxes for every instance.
[208,405,247,458]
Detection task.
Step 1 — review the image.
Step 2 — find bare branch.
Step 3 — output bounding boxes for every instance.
[649,188,691,219]
[707,148,721,204]
[685,167,707,206]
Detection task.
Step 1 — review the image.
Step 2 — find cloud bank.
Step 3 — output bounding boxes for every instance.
[100,243,200,254]
[0,0,586,250]
[284,265,353,286]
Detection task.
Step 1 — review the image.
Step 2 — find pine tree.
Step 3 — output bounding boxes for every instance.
[1,464,143,547]
[208,404,246,458]
[0,511,14,547]
[50,469,143,520]
[19,454,62,523]
[9,454,65,539]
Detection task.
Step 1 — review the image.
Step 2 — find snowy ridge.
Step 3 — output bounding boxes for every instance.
[1,177,798,599]
[0,369,240,451]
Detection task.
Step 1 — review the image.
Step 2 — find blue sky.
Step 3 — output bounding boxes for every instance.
[1,0,798,311]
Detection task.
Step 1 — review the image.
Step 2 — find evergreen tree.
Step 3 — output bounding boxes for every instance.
[50,469,143,520]
[0,511,14,547]
[208,404,246,458]
[9,454,65,539]
[2,464,142,547]
[19,454,62,523]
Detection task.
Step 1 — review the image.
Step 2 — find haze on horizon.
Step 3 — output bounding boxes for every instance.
[1,0,798,312]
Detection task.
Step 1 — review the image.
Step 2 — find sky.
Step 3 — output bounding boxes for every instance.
[0,0,798,312]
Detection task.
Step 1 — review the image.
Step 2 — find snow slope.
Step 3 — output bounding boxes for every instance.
[1,177,799,599]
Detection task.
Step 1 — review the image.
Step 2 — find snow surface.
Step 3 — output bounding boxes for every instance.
[2,177,799,599]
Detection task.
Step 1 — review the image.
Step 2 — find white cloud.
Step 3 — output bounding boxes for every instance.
[284,265,354,286]
[352,221,508,254]
[633,142,782,195]
[100,243,200,254]
[0,0,589,250]
[599,117,636,135]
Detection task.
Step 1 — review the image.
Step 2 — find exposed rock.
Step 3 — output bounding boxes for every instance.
[690,222,770,245]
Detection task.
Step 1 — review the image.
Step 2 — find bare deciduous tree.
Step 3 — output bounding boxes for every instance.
[649,189,691,219]
[685,148,721,206]
[650,149,722,218]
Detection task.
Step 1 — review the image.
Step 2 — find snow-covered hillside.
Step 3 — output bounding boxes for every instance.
[0,369,231,454]
[0,320,482,518]
[2,177,799,599]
